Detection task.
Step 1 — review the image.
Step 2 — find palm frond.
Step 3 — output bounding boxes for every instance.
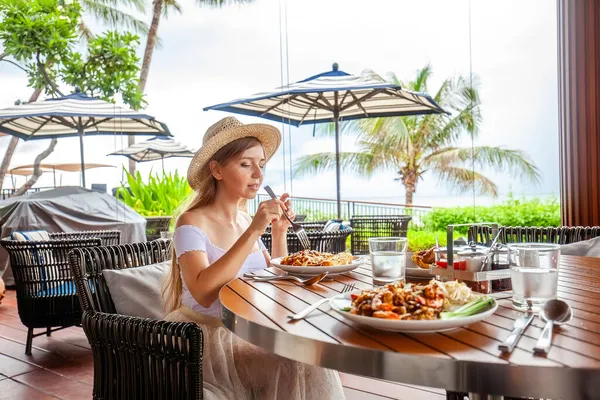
[433,166,498,197]
[163,0,183,17]
[424,146,541,184]
[409,64,433,92]
[81,0,149,35]
[293,152,384,178]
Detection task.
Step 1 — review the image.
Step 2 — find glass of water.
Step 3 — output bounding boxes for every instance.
[368,237,408,286]
[508,243,560,311]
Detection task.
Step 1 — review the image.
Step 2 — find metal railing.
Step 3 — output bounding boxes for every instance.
[247,194,432,228]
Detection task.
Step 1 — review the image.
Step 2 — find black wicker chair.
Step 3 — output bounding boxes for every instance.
[468,225,600,245]
[0,237,99,354]
[69,240,204,400]
[49,230,121,246]
[349,215,412,255]
[261,223,353,254]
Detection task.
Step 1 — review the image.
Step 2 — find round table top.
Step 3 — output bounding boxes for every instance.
[219,255,600,399]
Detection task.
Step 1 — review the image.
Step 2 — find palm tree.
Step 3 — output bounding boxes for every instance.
[293,65,541,206]
[127,0,254,175]
[0,0,148,192]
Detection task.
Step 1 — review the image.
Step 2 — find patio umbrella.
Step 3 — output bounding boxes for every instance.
[108,136,196,170]
[10,163,115,187]
[0,88,171,187]
[204,63,447,218]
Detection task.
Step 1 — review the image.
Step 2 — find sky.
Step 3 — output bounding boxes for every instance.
[0,0,559,207]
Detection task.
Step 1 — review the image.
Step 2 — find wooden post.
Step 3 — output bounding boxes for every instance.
[557,0,600,226]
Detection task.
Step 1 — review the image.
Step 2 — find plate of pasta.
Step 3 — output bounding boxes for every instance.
[271,249,365,275]
[329,280,497,333]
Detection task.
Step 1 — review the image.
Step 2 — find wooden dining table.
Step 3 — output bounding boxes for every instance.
[219,255,600,399]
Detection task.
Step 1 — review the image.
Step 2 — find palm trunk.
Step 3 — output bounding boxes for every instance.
[0,87,43,192]
[405,185,415,206]
[14,138,58,196]
[128,0,163,176]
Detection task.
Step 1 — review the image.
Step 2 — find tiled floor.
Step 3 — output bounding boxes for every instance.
[0,290,444,399]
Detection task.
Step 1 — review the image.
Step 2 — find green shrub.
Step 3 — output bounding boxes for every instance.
[422,196,560,233]
[407,230,464,252]
[117,169,192,216]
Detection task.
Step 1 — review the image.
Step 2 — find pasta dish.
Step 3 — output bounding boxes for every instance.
[279,250,354,266]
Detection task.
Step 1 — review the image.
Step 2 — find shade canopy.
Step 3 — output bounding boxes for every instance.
[108,136,196,162]
[204,63,447,218]
[10,163,115,172]
[0,89,171,187]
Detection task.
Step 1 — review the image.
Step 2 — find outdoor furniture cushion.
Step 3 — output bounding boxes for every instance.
[102,260,171,319]
[10,230,50,241]
[561,236,600,257]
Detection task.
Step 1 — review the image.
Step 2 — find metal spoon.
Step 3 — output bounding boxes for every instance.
[243,272,329,286]
[533,299,573,355]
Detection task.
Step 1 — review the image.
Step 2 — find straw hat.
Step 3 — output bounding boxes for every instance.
[187,116,281,191]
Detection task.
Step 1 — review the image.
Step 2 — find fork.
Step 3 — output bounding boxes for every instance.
[288,282,357,321]
[263,185,311,250]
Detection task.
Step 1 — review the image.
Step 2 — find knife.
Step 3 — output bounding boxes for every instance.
[498,313,534,353]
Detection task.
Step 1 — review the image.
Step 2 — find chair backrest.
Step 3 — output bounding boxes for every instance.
[0,238,102,298]
[261,227,353,254]
[49,229,121,246]
[69,239,171,313]
[349,215,413,255]
[468,225,600,245]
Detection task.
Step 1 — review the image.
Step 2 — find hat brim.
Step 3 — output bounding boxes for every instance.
[187,123,281,191]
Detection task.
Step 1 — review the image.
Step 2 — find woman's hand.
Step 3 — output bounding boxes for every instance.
[271,193,295,233]
[249,198,285,235]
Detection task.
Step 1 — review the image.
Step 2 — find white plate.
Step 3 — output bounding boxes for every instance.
[330,291,498,333]
[270,255,365,275]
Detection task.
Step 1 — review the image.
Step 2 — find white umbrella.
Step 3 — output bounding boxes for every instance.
[0,88,171,187]
[108,136,196,170]
[204,63,446,218]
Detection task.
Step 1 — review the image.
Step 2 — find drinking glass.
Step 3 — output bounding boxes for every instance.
[368,237,408,285]
[508,243,560,311]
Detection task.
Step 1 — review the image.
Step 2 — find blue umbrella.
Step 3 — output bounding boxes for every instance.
[204,63,447,218]
[0,89,171,187]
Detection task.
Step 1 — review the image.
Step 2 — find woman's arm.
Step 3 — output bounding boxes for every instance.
[270,228,288,259]
[178,222,263,308]
[179,200,283,308]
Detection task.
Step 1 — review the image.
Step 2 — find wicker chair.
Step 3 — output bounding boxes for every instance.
[49,230,121,246]
[349,215,412,255]
[261,223,353,254]
[0,237,100,354]
[69,240,204,400]
[468,225,600,245]
[0,230,120,355]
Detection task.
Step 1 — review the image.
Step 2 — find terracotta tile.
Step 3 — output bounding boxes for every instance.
[49,363,94,386]
[0,337,67,370]
[0,378,56,400]
[0,324,91,362]
[13,370,91,400]
[0,354,37,377]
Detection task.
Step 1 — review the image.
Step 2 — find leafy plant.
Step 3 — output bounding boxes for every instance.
[406,230,464,252]
[117,169,192,216]
[422,195,560,233]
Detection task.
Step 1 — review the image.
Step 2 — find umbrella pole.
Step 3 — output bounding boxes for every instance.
[334,112,342,220]
[79,130,86,187]
[161,156,164,172]
[53,167,56,188]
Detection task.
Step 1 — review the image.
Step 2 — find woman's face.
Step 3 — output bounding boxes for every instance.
[215,144,266,199]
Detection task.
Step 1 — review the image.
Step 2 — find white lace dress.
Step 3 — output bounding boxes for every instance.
[167,225,345,400]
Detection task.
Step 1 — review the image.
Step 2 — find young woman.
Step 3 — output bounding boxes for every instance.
[163,117,345,400]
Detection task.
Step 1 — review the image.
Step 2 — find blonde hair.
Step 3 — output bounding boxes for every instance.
[163,136,263,313]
